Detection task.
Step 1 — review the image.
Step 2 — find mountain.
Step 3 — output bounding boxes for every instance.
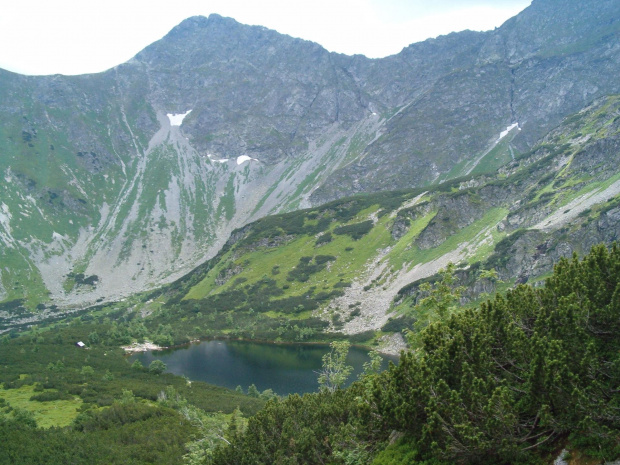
[0,0,619,315]
[88,94,611,354]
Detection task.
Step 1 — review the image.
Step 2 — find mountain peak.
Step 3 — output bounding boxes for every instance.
[172,13,236,31]
[161,14,243,41]
[134,12,290,67]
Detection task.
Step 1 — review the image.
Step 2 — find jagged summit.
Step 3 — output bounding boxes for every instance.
[135,12,326,70]
[150,13,251,46]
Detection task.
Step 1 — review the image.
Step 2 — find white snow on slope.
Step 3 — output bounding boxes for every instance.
[205,154,257,165]
[0,203,14,248]
[206,153,229,164]
[497,122,520,142]
[0,203,11,231]
[236,155,258,165]
[167,110,192,127]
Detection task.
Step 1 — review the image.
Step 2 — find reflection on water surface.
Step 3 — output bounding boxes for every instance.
[130,340,396,395]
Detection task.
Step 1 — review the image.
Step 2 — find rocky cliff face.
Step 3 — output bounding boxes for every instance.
[310,0,620,201]
[0,0,619,311]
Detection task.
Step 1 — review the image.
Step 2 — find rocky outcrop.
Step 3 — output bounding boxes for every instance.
[391,217,410,240]
[310,0,620,202]
[415,192,488,250]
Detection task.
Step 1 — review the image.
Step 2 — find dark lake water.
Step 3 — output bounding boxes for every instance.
[129,340,397,396]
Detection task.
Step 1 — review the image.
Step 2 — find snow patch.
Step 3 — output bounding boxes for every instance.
[0,203,11,230]
[0,204,14,248]
[167,110,192,127]
[497,123,520,142]
[206,153,230,164]
[237,155,258,165]
[52,231,65,241]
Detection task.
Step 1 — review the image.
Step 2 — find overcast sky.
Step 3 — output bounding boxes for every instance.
[0,0,531,76]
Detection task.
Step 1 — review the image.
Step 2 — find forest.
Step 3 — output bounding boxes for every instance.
[1,244,619,464]
[210,244,620,464]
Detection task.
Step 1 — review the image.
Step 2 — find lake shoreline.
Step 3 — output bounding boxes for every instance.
[128,339,399,396]
[123,335,403,359]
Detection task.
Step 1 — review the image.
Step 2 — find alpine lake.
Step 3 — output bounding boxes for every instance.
[129,340,398,396]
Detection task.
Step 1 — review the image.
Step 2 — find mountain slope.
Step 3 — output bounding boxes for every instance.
[311,0,620,201]
[1,0,619,311]
[89,95,619,355]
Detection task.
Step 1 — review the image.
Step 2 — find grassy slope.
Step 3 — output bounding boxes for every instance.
[0,383,82,428]
[134,96,620,345]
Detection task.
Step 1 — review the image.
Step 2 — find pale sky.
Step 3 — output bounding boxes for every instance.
[0,0,531,76]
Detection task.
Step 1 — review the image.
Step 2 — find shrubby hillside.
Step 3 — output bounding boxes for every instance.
[210,244,620,464]
[2,244,618,464]
[0,318,265,464]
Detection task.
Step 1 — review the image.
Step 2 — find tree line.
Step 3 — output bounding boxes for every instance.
[209,244,620,464]
[1,243,619,464]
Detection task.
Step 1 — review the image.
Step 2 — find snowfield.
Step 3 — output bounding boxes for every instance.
[167,110,192,126]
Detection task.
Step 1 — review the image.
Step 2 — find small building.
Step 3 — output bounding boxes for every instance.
[76,341,86,348]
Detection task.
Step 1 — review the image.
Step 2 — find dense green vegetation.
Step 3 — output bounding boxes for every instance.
[2,244,619,464]
[209,244,620,464]
[0,320,265,465]
[0,403,195,465]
